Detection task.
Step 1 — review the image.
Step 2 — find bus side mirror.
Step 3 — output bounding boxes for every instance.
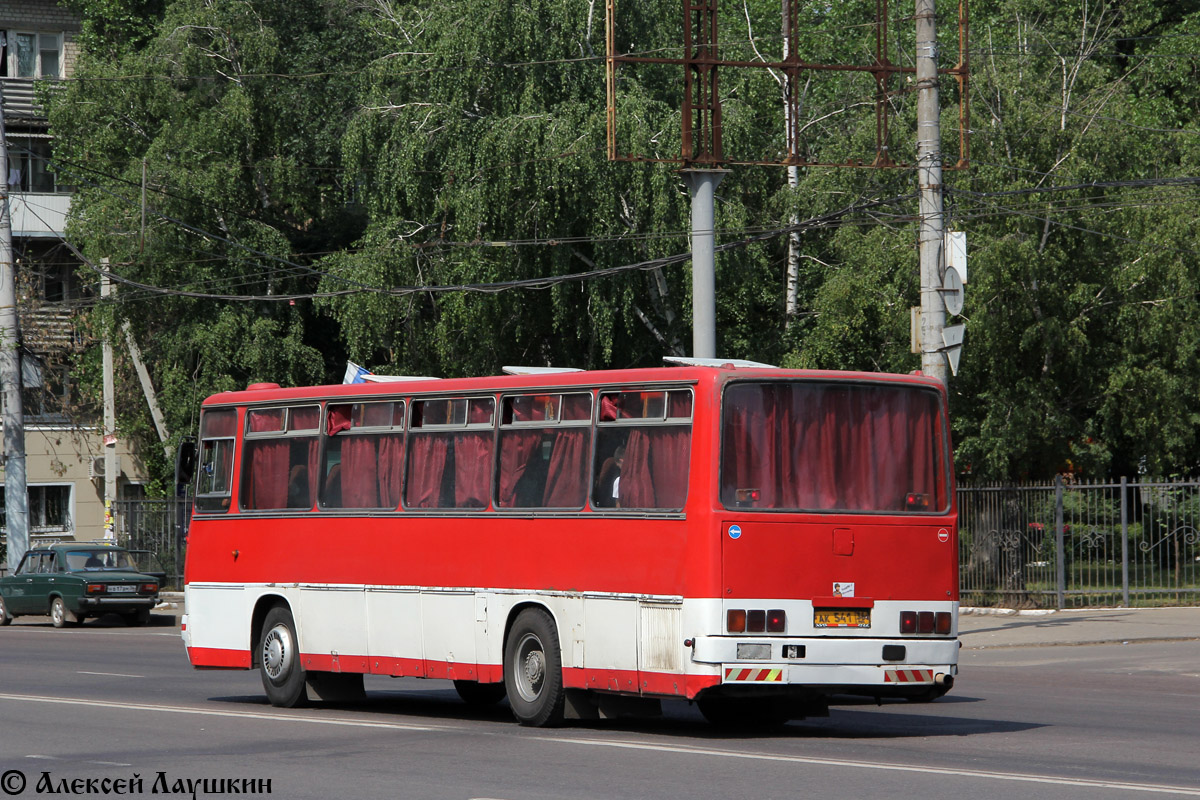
[175,437,197,497]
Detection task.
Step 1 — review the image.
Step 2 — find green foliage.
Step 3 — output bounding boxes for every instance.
[48,0,1200,484]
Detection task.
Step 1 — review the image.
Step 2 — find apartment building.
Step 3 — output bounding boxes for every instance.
[2,1,148,556]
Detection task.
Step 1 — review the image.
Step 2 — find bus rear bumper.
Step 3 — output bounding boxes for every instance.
[691,635,959,687]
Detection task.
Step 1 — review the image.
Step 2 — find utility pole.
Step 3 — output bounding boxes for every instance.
[0,82,30,573]
[101,259,117,539]
[682,169,727,359]
[782,0,801,324]
[916,0,948,382]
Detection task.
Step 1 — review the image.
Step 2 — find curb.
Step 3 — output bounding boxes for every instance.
[960,607,1057,616]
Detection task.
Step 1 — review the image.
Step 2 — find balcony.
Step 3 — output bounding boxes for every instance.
[19,305,86,354]
[8,193,71,237]
[1,78,58,122]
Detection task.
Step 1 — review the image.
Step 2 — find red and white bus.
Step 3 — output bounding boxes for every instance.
[181,362,958,726]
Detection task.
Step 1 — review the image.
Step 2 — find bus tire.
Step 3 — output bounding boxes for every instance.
[504,608,565,727]
[454,680,507,707]
[259,606,308,708]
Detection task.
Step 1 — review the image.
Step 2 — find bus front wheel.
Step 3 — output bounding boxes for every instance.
[259,606,308,708]
[504,609,565,727]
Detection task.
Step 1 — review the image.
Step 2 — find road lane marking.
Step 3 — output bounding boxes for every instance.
[0,693,449,733]
[77,671,145,678]
[545,736,1200,797]
[4,692,1198,796]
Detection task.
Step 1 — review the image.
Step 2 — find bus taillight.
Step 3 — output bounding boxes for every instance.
[727,609,747,633]
[767,609,786,633]
[900,610,953,634]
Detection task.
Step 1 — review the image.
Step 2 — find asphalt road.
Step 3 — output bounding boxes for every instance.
[1,615,1198,800]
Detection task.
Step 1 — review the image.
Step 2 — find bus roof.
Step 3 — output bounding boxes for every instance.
[201,365,945,407]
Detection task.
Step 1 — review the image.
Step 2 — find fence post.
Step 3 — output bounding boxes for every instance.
[1120,476,1129,607]
[1055,474,1065,610]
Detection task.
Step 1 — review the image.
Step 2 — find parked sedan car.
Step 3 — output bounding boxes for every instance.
[0,544,160,627]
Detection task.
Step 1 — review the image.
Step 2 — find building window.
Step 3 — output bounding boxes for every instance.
[4,31,62,79]
[6,136,59,193]
[0,485,73,534]
[29,485,72,532]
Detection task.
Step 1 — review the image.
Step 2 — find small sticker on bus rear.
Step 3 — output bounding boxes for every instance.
[833,581,855,597]
[728,525,742,540]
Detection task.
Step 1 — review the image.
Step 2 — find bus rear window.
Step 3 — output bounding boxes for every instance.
[720,382,947,513]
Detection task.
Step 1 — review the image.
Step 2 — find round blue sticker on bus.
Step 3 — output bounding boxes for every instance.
[728,525,742,540]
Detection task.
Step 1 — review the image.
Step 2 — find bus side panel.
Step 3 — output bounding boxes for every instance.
[420,591,478,680]
[183,583,252,669]
[365,588,424,675]
[298,586,369,673]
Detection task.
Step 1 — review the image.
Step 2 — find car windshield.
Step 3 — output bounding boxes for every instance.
[65,550,138,572]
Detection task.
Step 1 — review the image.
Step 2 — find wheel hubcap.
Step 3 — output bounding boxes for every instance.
[514,633,545,702]
[262,624,293,682]
[52,602,63,623]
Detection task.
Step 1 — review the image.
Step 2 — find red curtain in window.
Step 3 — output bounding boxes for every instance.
[377,434,404,509]
[724,384,943,512]
[542,429,588,507]
[406,434,448,508]
[497,430,541,508]
[454,432,492,508]
[327,405,352,436]
[722,399,775,507]
[302,436,319,508]
[619,426,690,509]
[341,435,380,508]
[244,411,289,509]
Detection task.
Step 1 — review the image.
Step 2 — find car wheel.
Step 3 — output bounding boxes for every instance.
[503,608,565,727]
[259,606,308,708]
[50,597,77,628]
[453,679,507,706]
[0,595,12,625]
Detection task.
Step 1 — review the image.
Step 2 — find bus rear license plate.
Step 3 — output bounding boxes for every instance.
[814,608,870,628]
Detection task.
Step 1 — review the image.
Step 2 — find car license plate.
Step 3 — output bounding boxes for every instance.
[814,608,870,628]
[108,584,136,593]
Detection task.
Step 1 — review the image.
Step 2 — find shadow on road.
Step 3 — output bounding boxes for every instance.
[204,687,1044,741]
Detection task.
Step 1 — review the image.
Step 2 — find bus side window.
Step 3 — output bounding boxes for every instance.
[594,389,692,511]
[322,401,404,510]
[195,408,236,512]
[405,397,493,510]
[241,406,320,511]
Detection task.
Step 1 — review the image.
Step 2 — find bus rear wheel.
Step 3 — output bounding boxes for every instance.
[504,608,565,727]
[259,606,308,708]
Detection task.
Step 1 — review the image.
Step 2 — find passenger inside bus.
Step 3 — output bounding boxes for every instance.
[594,446,625,508]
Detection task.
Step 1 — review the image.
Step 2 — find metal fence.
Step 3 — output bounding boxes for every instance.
[959,477,1200,608]
[104,479,1200,606]
[114,499,188,590]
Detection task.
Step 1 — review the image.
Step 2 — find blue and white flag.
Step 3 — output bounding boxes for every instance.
[343,361,372,384]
